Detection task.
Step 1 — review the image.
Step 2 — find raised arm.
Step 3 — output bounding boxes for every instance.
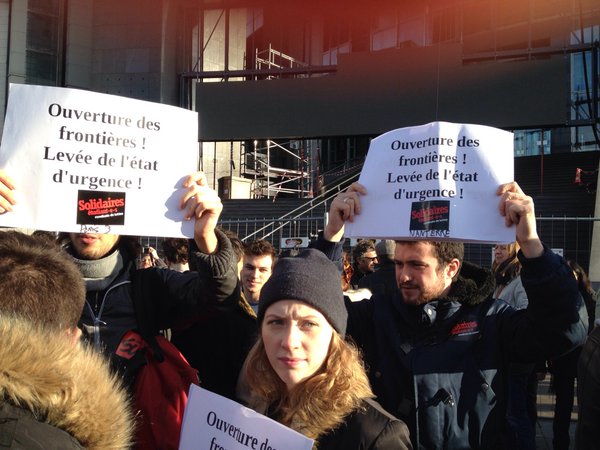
[179,171,222,254]
[496,181,543,259]
[323,182,367,242]
[496,182,587,359]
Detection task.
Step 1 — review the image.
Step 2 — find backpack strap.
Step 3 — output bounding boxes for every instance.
[131,268,165,362]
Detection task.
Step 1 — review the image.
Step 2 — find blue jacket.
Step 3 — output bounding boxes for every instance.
[315,237,586,449]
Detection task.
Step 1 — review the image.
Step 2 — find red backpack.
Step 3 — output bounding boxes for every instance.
[113,268,201,449]
[116,330,199,450]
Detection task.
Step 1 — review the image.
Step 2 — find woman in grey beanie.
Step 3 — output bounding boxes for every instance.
[243,248,411,450]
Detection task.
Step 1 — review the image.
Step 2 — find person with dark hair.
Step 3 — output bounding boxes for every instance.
[139,245,167,269]
[241,239,276,312]
[161,238,190,272]
[221,228,245,276]
[241,248,412,449]
[350,239,378,288]
[54,172,236,358]
[0,170,238,445]
[172,229,259,400]
[0,230,133,449]
[358,239,399,297]
[313,181,587,449]
[548,260,595,450]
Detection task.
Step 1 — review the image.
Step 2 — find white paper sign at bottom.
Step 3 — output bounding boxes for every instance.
[179,385,314,450]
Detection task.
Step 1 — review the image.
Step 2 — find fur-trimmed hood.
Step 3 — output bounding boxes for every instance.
[447,261,496,307]
[0,316,133,449]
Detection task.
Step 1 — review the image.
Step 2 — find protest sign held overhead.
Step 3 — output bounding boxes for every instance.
[179,385,314,450]
[344,121,515,243]
[0,84,198,237]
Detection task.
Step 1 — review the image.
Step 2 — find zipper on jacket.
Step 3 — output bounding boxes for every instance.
[84,280,131,349]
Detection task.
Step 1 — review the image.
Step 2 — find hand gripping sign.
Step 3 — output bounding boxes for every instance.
[344,121,515,243]
[0,84,199,238]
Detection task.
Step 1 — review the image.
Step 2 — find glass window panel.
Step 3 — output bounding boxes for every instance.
[26,50,57,85]
[514,130,551,156]
[27,11,59,53]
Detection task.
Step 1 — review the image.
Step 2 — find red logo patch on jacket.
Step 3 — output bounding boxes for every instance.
[449,320,479,336]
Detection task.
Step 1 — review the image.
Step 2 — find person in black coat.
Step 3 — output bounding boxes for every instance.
[550,260,595,450]
[358,239,399,297]
[577,324,600,450]
[241,249,412,449]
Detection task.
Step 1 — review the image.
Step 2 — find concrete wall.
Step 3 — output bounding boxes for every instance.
[195,44,568,141]
[91,0,164,102]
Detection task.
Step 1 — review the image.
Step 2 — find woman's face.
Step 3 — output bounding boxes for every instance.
[494,244,510,265]
[262,300,334,390]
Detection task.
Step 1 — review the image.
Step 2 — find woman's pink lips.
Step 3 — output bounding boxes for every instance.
[278,357,304,367]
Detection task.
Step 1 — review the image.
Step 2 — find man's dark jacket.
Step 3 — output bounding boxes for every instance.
[79,230,238,357]
[315,236,587,449]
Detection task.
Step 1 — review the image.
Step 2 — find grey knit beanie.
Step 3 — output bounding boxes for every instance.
[258,248,347,338]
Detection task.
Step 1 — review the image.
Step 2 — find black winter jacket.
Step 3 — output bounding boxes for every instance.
[317,398,412,450]
[79,229,238,357]
[171,291,257,400]
[358,262,399,297]
[577,324,600,450]
[315,236,586,449]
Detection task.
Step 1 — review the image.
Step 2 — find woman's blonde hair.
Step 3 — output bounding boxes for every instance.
[492,241,520,272]
[491,242,522,294]
[245,331,373,443]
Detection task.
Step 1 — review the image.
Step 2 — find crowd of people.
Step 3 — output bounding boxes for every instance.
[0,167,597,450]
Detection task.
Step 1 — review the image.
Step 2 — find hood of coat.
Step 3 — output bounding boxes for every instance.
[447,261,495,307]
[0,316,133,449]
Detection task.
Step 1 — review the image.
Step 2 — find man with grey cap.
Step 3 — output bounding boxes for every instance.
[358,239,399,297]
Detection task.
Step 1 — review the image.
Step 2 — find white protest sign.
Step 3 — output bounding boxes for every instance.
[344,121,515,243]
[179,385,314,450]
[0,84,199,237]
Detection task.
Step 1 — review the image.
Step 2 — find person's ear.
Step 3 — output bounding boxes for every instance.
[446,259,461,280]
[64,326,82,346]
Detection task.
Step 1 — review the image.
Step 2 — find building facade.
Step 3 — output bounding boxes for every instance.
[1,0,600,273]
